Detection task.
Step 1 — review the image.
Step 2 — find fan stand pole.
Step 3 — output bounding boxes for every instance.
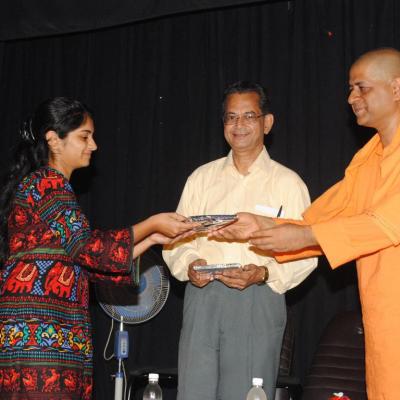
[114,317,128,400]
[114,362,123,400]
[97,261,171,399]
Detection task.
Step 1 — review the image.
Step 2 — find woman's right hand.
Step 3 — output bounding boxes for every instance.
[149,212,198,237]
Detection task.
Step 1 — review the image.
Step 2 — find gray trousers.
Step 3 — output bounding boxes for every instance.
[177,281,286,400]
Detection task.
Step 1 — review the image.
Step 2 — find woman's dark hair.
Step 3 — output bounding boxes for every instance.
[0,97,92,265]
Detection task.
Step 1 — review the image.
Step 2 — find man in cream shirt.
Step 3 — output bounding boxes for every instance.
[163,81,317,400]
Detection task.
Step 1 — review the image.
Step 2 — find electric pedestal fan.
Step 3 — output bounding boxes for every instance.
[95,248,170,400]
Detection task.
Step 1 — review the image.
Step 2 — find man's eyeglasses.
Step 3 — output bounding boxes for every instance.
[222,112,265,125]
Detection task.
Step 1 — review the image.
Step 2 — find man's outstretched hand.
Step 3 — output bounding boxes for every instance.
[249,223,317,252]
[208,212,276,241]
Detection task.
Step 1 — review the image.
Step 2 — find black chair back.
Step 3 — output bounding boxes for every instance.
[301,311,366,400]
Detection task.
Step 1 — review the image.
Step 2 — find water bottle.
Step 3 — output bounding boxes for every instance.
[143,373,163,400]
[246,377,268,400]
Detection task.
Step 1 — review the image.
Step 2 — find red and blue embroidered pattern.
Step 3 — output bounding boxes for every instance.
[0,167,133,399]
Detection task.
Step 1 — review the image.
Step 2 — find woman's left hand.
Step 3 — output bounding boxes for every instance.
[147,232,174,245]
[150,212,198,237]
[148,231,196,245]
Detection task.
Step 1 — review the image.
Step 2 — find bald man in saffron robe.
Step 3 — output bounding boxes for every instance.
[211,48,400,400]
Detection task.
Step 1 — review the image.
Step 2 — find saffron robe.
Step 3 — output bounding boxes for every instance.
[276,126,400,400]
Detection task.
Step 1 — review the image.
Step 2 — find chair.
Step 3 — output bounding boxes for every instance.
[301,310,366,400]
[275,307,301,400]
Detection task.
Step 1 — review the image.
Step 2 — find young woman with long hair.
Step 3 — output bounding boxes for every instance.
[0,97,194,399]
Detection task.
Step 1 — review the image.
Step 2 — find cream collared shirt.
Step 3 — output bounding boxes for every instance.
[162,147,317,294]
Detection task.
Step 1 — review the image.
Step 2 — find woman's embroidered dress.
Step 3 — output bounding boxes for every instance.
[0,167,133,399]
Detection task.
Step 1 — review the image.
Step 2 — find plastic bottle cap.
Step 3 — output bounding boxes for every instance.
[149,373,159,382]
[252,377,263,386]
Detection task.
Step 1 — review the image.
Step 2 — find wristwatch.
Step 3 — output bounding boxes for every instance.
[258,266,269,285]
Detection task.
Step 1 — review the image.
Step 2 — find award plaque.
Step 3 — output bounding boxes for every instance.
[189,214,237,232]
[192,263,241,273]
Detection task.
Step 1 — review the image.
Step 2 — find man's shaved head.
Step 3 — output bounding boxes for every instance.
[352,48,400,82]
[348,48,400,141]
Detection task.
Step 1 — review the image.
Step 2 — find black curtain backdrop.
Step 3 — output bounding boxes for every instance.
[1,0,399,399]
[0,0,270,41]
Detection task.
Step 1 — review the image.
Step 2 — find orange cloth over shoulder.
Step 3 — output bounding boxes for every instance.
[275,126,400,399]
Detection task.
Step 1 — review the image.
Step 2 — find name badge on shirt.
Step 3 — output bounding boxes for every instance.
[254,204,284,218]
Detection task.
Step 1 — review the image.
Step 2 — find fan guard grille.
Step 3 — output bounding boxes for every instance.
[96,263,170,324]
